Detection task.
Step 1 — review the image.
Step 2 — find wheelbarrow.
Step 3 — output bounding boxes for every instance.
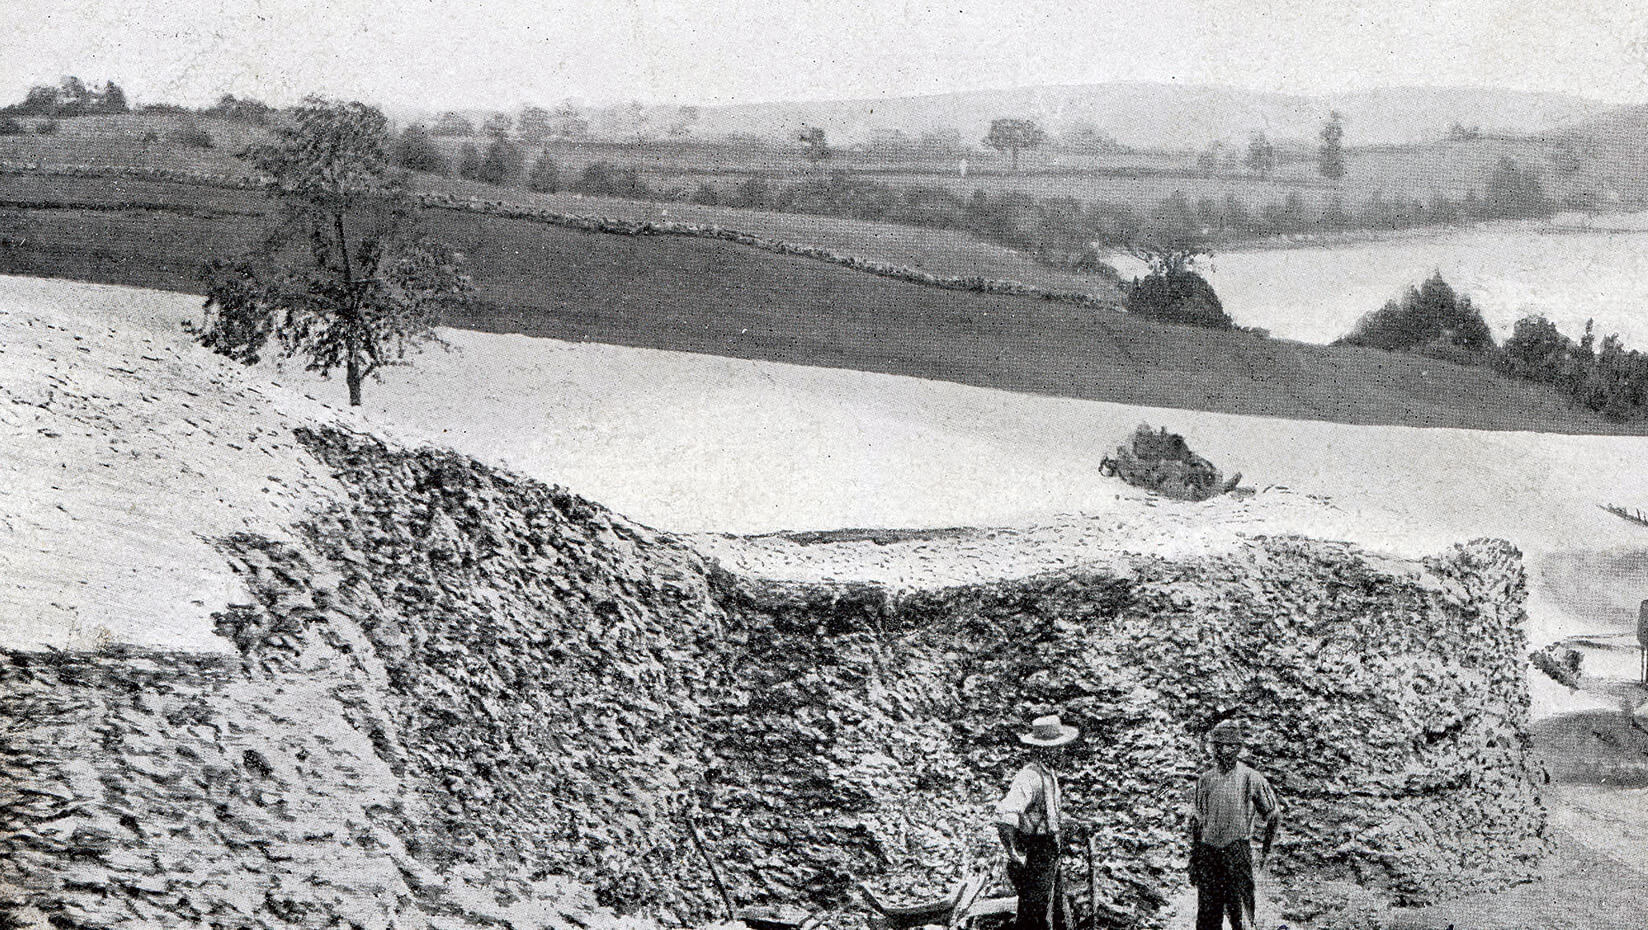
[859,874,1013,930]
[737,905,827,930]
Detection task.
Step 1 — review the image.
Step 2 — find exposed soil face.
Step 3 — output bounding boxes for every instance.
[1,423,1547,930]
[2,275,1612,929]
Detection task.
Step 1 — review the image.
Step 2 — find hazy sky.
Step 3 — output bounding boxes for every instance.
[5,0,1646,110]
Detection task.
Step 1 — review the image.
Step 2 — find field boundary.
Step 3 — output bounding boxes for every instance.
[0,162,1124,312]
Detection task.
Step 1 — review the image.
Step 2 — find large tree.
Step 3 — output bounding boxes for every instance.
[551,103,590,140]
[517,106,553,143]
[983,117,1046,172]
[1318,111,1345,181]
[393,124,449,175]
[190,98,473,406]
[430,111,473,136]
[477,136,525,185]
[798,126,831,165]
[1245,132,1276,179]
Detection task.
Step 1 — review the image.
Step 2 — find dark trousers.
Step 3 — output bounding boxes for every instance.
[1192,841,1255,930]
[1007,833,1068,930]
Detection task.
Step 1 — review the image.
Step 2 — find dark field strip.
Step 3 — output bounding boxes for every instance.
[0,197,259,217]
[1,189,1642,434]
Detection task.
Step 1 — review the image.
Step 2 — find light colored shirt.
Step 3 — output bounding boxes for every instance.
[1190,762,1278,849]
[995,762,1060,836]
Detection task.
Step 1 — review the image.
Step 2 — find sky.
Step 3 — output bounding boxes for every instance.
[3,0,1647,112]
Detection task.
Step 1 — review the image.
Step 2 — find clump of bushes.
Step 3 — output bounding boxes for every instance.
[169,124,214,148]
[393,125,449,175]
[1336,272,1648,422]
[1498,316,1648,421]
[1335,272,1492,359]
[569,161,652,198]
[1125,269,1230,328]
[34,119,58,135]
[0,117,23,135]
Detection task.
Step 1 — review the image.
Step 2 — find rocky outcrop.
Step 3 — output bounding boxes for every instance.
[0,425,1546,929]
[0,648,636,930]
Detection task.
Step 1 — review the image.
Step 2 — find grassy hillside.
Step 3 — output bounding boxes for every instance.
[0,112,262,173]
[418,174,1118,294]
[0,169,1641,435]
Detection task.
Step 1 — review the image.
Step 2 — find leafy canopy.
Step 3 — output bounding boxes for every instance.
[1335,272,1493,355]
[190,97,473,406]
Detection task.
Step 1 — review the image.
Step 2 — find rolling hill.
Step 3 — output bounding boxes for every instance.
[670,82,1610,149]
[0,168,1641,435]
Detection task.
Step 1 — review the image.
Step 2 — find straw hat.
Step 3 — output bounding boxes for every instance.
[1019,713,1080,747]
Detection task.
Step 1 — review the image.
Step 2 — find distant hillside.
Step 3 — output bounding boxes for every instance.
[1564,102,1648,145]
[677,82,1610,150]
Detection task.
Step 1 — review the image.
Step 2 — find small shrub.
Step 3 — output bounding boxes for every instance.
[1531,644,1582,688]
[170,124,214,148]
[526,151,559,193]
[34,119,58,135]
[0,117,24,135]
[1125,270,1231,328]
[690,182,721,206]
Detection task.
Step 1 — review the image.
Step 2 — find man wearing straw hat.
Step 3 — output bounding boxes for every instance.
[995,713,1079,930]
[1188,719,1279,930]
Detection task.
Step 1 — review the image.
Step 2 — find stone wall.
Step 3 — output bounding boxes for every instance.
[0,425,1545,929]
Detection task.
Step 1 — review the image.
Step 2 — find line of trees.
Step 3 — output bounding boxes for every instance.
[391,126,563,192]
[1336,272,1648,421]
[2,77,128,117]
[387,122,1557,274]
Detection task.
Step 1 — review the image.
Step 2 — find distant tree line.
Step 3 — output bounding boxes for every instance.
[1337,272,1648,421]
[391,127,1559,275]
[2,77,128,117]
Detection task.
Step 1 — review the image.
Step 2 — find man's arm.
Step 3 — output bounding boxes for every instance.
[1258,811,1278,869]
[994,768,1033,867]
[996,822,1025,868]
[1253,773,1279,870]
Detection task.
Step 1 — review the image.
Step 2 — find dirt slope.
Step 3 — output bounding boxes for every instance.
[0,278,1548,929]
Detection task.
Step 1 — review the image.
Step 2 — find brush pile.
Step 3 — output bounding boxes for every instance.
[1100,424,1238,501]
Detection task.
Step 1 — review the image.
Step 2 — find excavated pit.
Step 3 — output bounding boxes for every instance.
[1,425,1547,929]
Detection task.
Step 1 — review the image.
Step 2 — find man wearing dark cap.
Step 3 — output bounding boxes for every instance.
[995,713,1079,930]
[1188,719,1278,930]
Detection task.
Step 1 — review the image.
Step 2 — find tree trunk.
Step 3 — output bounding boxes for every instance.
[347,351,363,406]
[1010,147,1020,173]
[336,210,363,407]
